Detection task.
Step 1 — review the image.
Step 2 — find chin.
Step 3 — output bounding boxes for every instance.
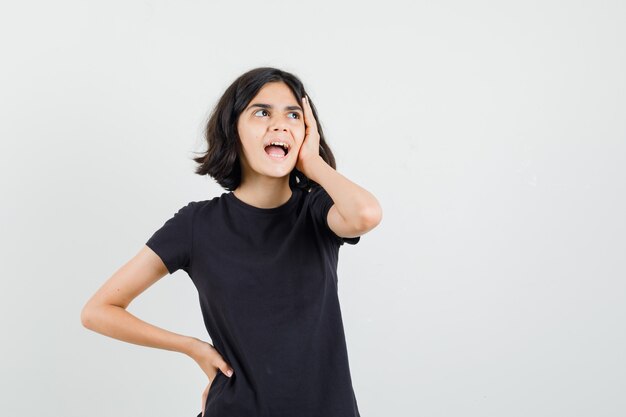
[259,160,296,176]
[265,170,292,179]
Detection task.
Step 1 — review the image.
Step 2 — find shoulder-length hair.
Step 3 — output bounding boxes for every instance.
[193,67,339,192]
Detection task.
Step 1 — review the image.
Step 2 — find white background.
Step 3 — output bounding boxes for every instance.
[1,1,625,416]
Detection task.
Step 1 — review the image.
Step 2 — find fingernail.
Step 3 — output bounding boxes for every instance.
[226,369,233,377]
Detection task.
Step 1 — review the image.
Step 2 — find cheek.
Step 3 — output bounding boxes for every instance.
[236,136,255,158]
[237,124,262,149]
[295,123,306,141]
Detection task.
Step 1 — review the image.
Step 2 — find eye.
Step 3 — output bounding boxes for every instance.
[253,109,301,120]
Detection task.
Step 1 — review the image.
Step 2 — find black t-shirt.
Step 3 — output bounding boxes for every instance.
[145,185,361,417]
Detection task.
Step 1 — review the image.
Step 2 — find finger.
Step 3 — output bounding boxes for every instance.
[302,95,312,115]
[216,360,234,377]
[301,97,309,126]
[302,96,318,132]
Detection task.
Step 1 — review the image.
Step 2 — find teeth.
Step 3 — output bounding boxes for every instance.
[268,141,289,152]
[270,141,288,148]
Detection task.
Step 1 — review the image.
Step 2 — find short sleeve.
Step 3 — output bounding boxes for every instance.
[145,201,196,274]
[307,185,361,246]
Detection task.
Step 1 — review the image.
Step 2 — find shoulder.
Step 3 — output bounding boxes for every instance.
[192,193,226,214]
[303,184,334,214]
[180,193,235,224]
[303,183,328,200]
[302,184,361,246]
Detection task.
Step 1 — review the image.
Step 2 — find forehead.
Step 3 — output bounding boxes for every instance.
[251,81,298,103]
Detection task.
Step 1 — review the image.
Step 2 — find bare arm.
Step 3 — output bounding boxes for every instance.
[304,156,383,238]
[296,95,382,239]
[80,245,234,379]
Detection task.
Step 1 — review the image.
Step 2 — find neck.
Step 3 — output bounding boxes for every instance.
[233,175,293,209]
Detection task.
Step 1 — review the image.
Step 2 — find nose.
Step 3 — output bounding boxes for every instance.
[270,117,289,131]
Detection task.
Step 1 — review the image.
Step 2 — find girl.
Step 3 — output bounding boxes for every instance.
[81,67,382,417]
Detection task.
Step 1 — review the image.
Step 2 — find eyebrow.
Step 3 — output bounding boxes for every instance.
[247,103,303,112]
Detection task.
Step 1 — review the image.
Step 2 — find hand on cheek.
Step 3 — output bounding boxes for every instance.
[296,95,321,174]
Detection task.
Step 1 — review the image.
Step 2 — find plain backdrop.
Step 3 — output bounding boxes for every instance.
[1,1,625,416]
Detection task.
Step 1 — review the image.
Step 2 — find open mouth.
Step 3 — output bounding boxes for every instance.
[264,141,290,159]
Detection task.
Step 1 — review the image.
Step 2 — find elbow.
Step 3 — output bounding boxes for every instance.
[80,304,94,330]
[357,203,383,231]
[81,302,105,331]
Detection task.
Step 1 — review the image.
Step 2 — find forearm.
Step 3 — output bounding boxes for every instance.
[82,304,199,357]
[304,156,381,228]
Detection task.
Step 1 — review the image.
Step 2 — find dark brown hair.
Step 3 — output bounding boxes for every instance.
[193,67,338,191]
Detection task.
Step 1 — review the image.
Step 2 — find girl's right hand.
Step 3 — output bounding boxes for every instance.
[188,337,235,380]
[188,338,234,415]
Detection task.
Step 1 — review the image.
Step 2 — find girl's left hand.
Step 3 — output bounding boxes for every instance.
[296,95,321,175]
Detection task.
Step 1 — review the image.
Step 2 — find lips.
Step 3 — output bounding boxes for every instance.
[262,138,291,154]
[262,138,290,163]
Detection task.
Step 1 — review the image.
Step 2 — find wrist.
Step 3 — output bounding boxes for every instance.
[181,336,204,360]
[302,156,327,182]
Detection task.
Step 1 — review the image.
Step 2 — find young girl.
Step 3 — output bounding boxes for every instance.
[81,67,382,417]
